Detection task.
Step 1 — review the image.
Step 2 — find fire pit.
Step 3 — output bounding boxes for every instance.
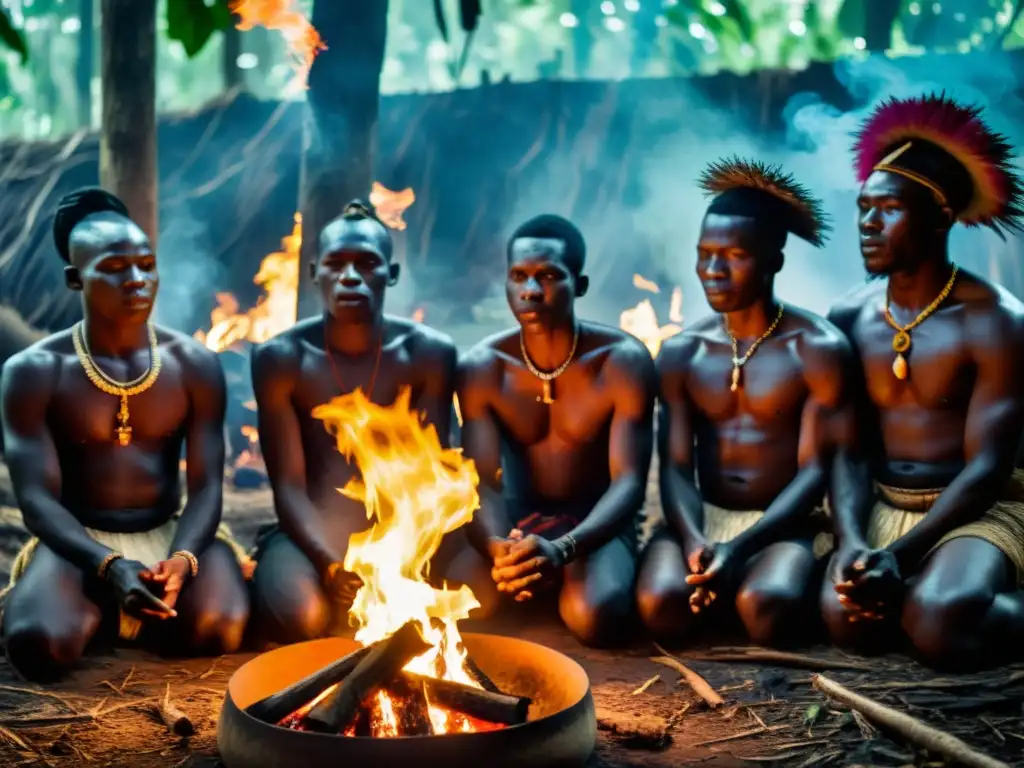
[217,632,596,768]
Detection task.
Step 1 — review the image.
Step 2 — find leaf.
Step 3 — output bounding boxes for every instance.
[803,703,822,726]
[0,7,28,63]
[166,0,234,58]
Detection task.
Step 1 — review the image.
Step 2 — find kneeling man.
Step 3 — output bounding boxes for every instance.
[454,214,656,647]
[637,158,850,647]
[1,188,250,681]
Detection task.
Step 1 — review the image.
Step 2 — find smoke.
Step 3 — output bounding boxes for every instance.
[496,51,1024,333]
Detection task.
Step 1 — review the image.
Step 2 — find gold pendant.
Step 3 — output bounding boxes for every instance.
[730,362,741,392]
[537,379,554,405]
[892,353,908,381]
[892,330,912,354]
[115,394,132,447]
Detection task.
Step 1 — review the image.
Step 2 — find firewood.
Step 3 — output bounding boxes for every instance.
[244,644,373,724]
[464,655,502,694]
[157,684,194,737]
[407,672,531,725]
[650,655,724,709]
[389,675,435,736]
[813,674,1009,768]
[304,622,430,734]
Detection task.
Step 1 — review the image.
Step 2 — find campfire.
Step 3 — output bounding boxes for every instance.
[620,273,683,359]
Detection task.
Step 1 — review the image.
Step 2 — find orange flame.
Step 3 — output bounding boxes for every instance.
[619,276,684,358]
[370,182,416,231]
[311,387,482,696]
[230,0,326,88]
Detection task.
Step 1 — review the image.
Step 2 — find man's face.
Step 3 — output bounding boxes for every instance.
[68,215,158,324]
[506,237,578,331]
[696,213,774,314]
[313,218,395,322]
[857,170,943,276]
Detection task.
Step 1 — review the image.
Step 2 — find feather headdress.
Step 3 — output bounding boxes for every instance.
[698,157,831,247]
[853,93,1023,235]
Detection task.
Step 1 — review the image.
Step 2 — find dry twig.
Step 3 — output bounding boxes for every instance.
[690,724,789,747]
[813,674,1009,768]
[651,646,724,709]
[156,684,195,737]
[631,675,661,695]
[684,648,871,672]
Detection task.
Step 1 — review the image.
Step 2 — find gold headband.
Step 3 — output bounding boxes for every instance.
[872,141,949,207]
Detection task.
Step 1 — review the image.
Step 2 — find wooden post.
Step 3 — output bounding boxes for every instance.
[295,0,390,320]
[76,0,95,128]
[99,0,158,245]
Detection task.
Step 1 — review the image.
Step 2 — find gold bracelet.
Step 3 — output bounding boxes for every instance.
[97,552,123,580]
[170,550,199,578]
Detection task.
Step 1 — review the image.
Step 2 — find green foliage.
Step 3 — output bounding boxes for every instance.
[166,0,234,58]
[0,7,28,62]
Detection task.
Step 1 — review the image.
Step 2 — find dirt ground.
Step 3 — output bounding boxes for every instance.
[0,467,1021,767]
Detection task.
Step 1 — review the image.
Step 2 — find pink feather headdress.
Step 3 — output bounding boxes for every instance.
[853,93,1023,234]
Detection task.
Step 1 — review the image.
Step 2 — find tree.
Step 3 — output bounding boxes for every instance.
[100,0,158,243]
[77,0,94,127]
[295,0,391,319]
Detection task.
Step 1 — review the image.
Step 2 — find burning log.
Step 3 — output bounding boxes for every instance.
[389,675,435,736]
[464,656,501,694]
[411,673,530,726]
[304,622,430,734]
[245,645,373,724]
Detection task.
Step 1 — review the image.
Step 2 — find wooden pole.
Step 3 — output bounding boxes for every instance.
[295,0,390,319]
[99,0,158,245]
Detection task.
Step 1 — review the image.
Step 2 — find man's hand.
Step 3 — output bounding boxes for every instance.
[322,562,362,606]
[141,557,191,611]
[492,533,565,598]
[685,541,739,614]
[833,546,903,622]
[105,558,177,620]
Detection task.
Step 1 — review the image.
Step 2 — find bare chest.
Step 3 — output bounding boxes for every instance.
[51,357,190,447]
[686,343,808,425]
[291,347,421,415]
[853,311,972,410]
[492,360,615,447]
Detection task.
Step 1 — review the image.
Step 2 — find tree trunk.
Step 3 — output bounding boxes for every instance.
[76,0,94,127]
[295,0,390,319]
[99,0,158,244]
[222,13,243,91]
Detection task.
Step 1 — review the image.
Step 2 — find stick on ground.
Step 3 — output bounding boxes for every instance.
[650,655,723,709]
[813,674,1009,768]
[157,684,195,737]
[685,648,871,672]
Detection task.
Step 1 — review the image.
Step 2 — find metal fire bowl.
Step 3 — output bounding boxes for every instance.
[218,633,597,768]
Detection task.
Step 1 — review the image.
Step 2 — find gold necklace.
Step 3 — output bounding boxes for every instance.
[520,323,580,405]
[883,264,958,381]
[72,321,162,447]
[727,303,785,393]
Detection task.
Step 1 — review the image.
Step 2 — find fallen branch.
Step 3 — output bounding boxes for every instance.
[0,713,95,728]
[813,674,1009,768]
[632,675,661,695]
[157,684,195,737]
[691,724,789,747]
[684,648,871,672]
[650,655,723,709]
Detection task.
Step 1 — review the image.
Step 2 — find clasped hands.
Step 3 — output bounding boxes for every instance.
[489,529,567,602]
[105,555,193,621]
[832,545,904,622]
[684,538,741,613]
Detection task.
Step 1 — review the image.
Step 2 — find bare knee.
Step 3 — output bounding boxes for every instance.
[4,618,95,682]
[735,584,808,647]
[185,598,250,655]
[636,581,695,641]
[560,586,634,648]
[253,580,330,644]
[903,587,993,669]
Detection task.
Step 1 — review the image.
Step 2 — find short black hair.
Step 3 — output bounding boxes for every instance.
[53,187,131,262]
[321,198,393,260]
[508,214,586,276]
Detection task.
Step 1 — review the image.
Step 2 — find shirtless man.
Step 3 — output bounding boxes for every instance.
[824,95,1024,669]
[0,188,249,682]
[635,159,848,646]
[249,201,459,644]
[453,214,656,647]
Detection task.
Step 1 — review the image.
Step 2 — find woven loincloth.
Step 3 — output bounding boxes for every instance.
[1,518,251,641]
[702,501,834,559]
[868,468,1024,584]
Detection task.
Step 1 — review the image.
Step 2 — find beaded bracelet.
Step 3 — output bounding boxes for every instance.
[97,552,123,580]
[170,550,200,578]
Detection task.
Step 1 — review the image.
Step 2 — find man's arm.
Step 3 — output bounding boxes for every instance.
[413,334,457,449]
[456,348,510,557]
[1,352,115,573]
[729,330,850,558]
[168,342,228,557]
[888,305,1024,572]
[657,336,705,551]
[561,340,656,558]
[251,340,341,574]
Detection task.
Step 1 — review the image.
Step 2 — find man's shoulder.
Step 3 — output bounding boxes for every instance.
[391,316,457,363]
[826,281,882,329]
[250,321,310,371]
[587,323,656,387]
[787,306,853,357]
[956,270,1024,340]
[3,330,69,382]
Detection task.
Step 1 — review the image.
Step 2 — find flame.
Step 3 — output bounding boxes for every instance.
[370,182,416,231]
[230,0,326,88]
[411,307,425,324]
[234,424,266,472]
[619,278,684,358]
[311,387,482,693]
